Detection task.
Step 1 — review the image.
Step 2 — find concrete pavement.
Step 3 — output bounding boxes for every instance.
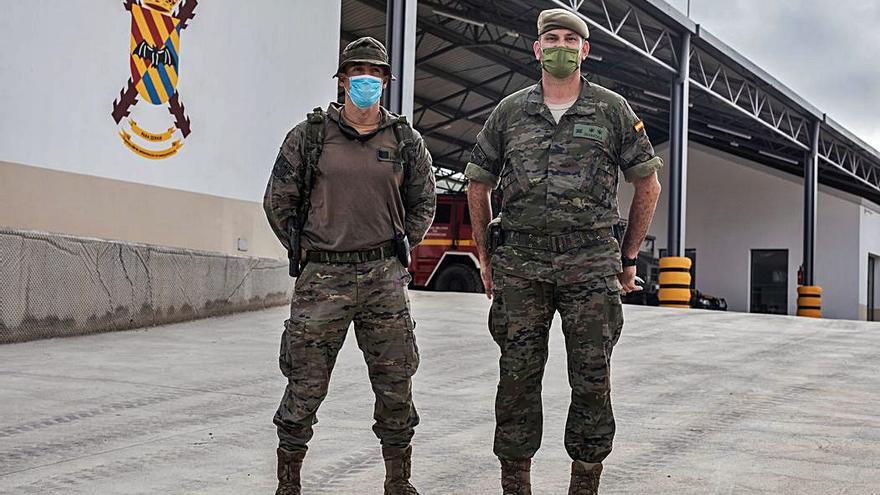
[1,292,879,494]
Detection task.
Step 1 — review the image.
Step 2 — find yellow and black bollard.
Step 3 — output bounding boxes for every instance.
[797,286,822,318]
[659,257,692,308]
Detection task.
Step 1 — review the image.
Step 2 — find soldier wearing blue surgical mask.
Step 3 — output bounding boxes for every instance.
[337,57,390,132]
[264,36,436,495]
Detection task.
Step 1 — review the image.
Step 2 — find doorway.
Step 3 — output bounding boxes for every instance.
[869,255,879,321]
[750,249,788,315]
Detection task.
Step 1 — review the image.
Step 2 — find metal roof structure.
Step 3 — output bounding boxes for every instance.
[342,0,880,204]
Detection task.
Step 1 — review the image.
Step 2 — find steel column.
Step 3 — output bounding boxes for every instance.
[803,120,820,286]
[384,0,416,115]
[667,31,691,257]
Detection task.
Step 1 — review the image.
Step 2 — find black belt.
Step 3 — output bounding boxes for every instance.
[501,228,614,253]
[305,241,396,264]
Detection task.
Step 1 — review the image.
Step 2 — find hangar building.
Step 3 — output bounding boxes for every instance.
[1,0,879,340]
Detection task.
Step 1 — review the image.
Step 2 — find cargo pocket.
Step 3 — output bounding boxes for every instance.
[603,276,624,350]
[404,315,420,376]
[488,276,508,347]
[279,319,294,378]
[285,319,327,385]
[583,163,617,210]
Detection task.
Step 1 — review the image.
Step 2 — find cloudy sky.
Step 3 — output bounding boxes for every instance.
[665,0,880,150]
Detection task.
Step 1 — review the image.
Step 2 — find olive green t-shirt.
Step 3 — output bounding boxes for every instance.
[263,103,436,254]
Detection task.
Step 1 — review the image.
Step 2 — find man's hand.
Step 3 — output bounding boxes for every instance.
[479,256,493,299]
[617,265,642,294]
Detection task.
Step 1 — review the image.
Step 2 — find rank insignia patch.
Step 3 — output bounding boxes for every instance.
[573,124,609,143]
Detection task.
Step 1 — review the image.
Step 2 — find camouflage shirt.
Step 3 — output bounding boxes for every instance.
[264,103,436,253]
[465,78,663,285]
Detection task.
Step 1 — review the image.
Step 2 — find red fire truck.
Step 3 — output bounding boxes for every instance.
[408,193,483,292]
[409,193,727,310]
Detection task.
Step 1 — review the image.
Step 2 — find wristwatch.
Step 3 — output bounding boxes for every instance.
[621,255,638,267]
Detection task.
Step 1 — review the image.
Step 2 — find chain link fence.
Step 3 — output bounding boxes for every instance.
[0,228,292,344]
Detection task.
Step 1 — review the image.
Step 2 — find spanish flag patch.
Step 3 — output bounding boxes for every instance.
[634,120,645,133]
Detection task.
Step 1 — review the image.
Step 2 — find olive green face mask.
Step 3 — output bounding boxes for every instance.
[540,46,581,78]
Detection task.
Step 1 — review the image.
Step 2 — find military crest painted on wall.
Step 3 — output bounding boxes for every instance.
[111,0,197,159]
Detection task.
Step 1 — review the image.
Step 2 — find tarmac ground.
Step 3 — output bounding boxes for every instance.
[1,291,879,494]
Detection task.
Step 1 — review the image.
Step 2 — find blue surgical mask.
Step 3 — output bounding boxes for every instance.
[347,75,384,109]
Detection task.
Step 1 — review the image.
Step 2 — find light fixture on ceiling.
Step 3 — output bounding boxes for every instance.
[587,53,603,62]
[630,101,662,113]
[690,129,714,139]
[643,90,671,102]
[707,123,752,140]
[433,9,485,28]
[730,141,740,148]
[758,150,800,165]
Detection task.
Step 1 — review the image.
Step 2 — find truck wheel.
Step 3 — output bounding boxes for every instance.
[434,264,482,293]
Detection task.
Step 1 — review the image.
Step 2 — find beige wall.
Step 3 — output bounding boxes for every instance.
[0,161,285,259]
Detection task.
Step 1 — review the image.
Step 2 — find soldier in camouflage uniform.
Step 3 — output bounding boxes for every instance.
[466,9,663,495]
[264,37,436,495]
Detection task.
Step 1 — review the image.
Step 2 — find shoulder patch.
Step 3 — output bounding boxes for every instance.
[272,151,292,178]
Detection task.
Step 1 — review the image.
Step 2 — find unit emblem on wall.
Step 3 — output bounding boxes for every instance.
[111,0,197,159]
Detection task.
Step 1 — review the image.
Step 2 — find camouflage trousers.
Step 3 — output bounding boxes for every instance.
[274,257,420,454]
[489,271,623,463]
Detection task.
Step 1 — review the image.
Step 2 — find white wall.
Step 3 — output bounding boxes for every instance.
[814,186,861,320]
[619,141,863,319]
[0,0,341,203]
[859,202,880,318]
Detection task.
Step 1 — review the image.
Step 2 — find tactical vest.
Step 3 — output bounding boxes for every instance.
[296,107,418,206]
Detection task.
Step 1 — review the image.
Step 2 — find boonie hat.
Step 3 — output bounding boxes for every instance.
[335,37,395,79]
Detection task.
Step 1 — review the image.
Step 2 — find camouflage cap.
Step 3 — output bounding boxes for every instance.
[537,8,589,40]
[335,37,394,78]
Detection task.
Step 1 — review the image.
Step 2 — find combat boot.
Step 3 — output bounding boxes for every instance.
[500,458,531,495]
[275,447,305,495]
[382,445,419,495]
[568,461,602,495]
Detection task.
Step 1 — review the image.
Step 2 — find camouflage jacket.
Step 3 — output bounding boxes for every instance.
[465,78,663,285]
[264,103,436,252]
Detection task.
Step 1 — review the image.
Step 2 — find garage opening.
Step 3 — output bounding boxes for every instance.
[869,255,879,321]
[750,249,789,315]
